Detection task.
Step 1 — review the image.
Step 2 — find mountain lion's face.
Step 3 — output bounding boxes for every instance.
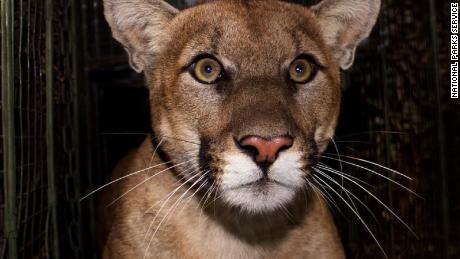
[104,0,380,213]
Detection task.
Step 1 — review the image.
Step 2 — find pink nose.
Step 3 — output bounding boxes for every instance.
[239,136,293,163]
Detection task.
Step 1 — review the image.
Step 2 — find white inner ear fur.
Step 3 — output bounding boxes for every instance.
[312,0,381,70]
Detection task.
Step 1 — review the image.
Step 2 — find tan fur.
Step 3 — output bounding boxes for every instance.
[99,0,380,258]
[100,139,344,258]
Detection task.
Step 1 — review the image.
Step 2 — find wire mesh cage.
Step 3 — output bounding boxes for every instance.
[336,1,460,257]
[1,0,459,258]
[1,0,87,258]
[2,1,54,258]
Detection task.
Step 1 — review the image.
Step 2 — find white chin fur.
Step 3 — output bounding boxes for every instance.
[220,152,305,213]
[222,185,296,213]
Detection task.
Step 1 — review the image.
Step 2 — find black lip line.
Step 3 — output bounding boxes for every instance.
[224,179,295,191]
[222,163,312,191]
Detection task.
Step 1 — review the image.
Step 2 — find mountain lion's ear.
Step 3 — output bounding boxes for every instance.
[103,0,178,72]
[312,0,381,70]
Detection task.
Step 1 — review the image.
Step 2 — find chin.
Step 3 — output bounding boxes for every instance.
[221,183,298,214]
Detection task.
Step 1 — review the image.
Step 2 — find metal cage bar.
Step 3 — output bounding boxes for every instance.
[45,0,60,257]
[428,0,450,258]
[2,0,18,258]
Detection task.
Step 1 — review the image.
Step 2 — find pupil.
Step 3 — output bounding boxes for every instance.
[204,65,213,74]
[295,65,304,74]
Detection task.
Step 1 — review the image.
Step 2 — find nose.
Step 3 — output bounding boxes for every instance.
[238,135,293,163]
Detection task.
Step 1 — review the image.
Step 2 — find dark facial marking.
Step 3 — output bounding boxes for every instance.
[198,136,217,184]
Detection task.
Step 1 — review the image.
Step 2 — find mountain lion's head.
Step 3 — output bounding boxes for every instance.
[104,0,380,213]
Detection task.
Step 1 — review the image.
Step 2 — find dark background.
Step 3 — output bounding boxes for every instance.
[1,0,459,258]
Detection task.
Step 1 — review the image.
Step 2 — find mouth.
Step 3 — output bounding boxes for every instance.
[229,175,304,191]
[213,150,310,212]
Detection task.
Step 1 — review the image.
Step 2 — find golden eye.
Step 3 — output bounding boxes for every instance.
[192,57,223,84]
[289,58,314,83]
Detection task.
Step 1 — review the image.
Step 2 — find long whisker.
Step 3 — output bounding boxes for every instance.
[316,167,417,237]
[315,165,376,220]
[329,137,344,193]
[107,158,195,207]
[212,182,219,217]
[144,173,207,259]
[198,183,217,225]
[317,163,374,188]
[102,132,201,147]
[319,155,420,198]
[305,178,346,218]
[313,167,379,223]
[148,137,164,166]
[326,139,358,212]
[156,172,207,230]
[206,186,226,210]
[313,175,388,259]
[80,161,171,201]
[143,164,201,215]
[197,182,214,211]
[322,153,412,181]
[176,176,209,216]
[142,168,202,244]
[81,138,165,201]
[279,204,296,224]
[310,166,359,215]
[155,134,201,146]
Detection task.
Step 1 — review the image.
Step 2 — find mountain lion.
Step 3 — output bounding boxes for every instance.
[98,0,381,258]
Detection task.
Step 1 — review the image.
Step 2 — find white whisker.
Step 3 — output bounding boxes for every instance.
[313,168,378,223]
[316,167,416,237]
[148,137,164,167]
[143,164,200,215]
[80,161,171,201]
[322,153,412,180]
[143,173,206,259]
[279,204,295,224]
[141,167,199,244]
[81,139,165,202]
[313,175,388,259]
[176,175,209,216]
[157,134,201,146]
[306,176,348,219]
[317,163,374,188]
[324,139,359,212]
[330,137,344,193]
[107,158,195,207]
[142,166,202,244]
[198,183,216,226]
[320,155,420,197]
